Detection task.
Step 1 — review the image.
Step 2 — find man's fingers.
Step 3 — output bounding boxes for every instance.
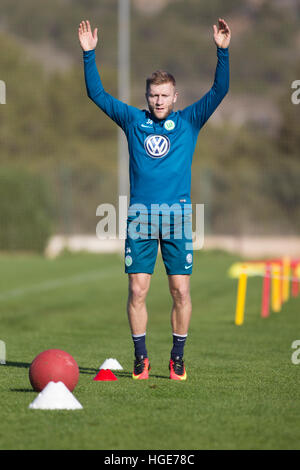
[93,27,98,40]
[79,20,95,35]
[78,24,84,38]
[80,20,87,32]
[218,18,230,33]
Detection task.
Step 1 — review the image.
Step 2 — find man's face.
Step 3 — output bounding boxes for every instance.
[146,82,178,120]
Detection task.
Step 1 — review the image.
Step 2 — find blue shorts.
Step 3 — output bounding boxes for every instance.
[124,213,193,275]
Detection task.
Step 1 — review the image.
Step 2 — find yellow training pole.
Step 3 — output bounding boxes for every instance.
[282,256,290,303]
[271,263,281,312]
[235,266,248,326]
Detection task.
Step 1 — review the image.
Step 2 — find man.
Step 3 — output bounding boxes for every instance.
[78,17,230,381]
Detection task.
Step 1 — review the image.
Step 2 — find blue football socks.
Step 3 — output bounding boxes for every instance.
[171,333,187,360]
[132,333,147,358]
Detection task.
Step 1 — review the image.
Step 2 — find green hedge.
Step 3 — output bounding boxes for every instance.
[0,168,53,253]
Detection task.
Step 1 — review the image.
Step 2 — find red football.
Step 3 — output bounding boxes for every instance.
[29,349,79,392]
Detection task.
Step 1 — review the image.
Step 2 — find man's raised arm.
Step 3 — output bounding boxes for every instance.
[180,18,231,131]
[78,20,138,131]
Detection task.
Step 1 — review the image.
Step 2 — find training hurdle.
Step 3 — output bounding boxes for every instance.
[228,257,300,325]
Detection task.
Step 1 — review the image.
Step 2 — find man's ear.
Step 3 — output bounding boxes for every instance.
[173,90,178,104]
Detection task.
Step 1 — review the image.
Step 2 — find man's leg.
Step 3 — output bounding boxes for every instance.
[168,274,192,336]
[127,272,151,336]
[168,274,192,380]
[127,272,152,379]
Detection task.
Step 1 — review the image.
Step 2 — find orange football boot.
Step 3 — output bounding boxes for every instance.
[169,357,187,381]
[132,356,151,380]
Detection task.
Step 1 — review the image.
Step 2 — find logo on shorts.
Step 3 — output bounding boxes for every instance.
[144,135,170,158]
[186,253,193,264]
[125,255,133,267]
[164,120,175,131]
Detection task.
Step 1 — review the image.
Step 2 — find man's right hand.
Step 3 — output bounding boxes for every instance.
[78,20,98,51]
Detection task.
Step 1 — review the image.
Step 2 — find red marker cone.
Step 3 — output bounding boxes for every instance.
[93,369,118,381]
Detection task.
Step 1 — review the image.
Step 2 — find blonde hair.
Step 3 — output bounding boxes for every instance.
[146,70,176,93]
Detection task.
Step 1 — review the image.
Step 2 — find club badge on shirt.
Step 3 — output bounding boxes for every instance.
[164,120,175,131]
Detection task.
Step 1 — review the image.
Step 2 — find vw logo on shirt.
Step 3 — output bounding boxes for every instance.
[144,135,170,159]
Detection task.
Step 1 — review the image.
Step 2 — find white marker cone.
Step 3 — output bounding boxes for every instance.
[99,358,123,370]
[29,381,83,410]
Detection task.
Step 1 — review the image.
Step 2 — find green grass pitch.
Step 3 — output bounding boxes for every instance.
[0,249,300,450]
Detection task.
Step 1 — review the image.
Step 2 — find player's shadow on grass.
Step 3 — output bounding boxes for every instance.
[3,362,169,380]
[79,366,99,375]
[115,371,169,380]
[4,361,30,368]
[79,367,168,380]
[10,388,35,393]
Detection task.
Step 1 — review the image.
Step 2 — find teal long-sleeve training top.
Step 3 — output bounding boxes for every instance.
[83,47,229,215]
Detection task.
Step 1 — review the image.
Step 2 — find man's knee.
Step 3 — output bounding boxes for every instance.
[128,275,150,303]
[169,283,191,304]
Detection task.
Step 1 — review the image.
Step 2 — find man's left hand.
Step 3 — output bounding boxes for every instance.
[213,18,231,48]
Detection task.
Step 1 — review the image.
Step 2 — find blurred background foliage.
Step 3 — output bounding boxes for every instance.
[0,0,300,251]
